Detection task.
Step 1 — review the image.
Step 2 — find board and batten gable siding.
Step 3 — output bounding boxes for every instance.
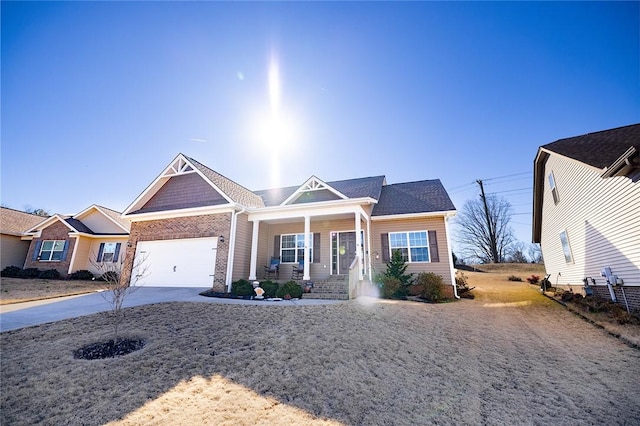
[371,216,452,286]
[540,153,640,288]
[0,235,31,269]
[231,213,253,282]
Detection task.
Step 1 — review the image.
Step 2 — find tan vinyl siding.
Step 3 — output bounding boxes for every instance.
[371,216,453,285]
[78,211,126,234]
[231,213,252,281]
[0,235,31,269]
[540,154,640,288]
[265,218,357,281]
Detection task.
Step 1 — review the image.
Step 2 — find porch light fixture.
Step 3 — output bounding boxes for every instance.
[219,235,225,244]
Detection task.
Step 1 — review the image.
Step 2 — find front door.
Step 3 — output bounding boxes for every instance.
[339,232,357,274]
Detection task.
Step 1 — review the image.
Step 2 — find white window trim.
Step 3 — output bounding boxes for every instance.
[548,171,559,205]
[101,242,117,263]
[39,240,65,262]
[280,233,313,264]
[388,230,431,263]
[559,230,573,264]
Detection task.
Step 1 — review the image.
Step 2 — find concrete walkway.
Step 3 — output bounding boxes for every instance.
[0,288,344,332]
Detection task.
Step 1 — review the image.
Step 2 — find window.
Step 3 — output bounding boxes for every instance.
[559,230,573,263]
[548,172,559,204]
[389,231,430,262]
[281,233,313,263]
[39,240,65,261]
[101,243,117,263]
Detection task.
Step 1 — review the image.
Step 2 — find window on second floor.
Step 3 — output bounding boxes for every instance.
[548,172,559,205]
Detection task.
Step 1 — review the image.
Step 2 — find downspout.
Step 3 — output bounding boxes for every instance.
[444,215,459,299]
[225,208,246,292]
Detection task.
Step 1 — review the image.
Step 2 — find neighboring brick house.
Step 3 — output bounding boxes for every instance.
[533,123,640,310]
[0,207,48,270]
[23,205,130,277]
[122,153,458,299]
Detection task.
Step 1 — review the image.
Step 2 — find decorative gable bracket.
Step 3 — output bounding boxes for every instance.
[164,157,195,177]
[281,176,348,205]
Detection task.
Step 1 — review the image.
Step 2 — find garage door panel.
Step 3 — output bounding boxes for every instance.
[134,237,218,287]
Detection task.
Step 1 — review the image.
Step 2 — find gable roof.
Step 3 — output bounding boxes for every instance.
[372,179,456,216]
[25,206,129,236]
[541,123,640,172]
[255,176,386,207]
[0,207,48,236]
[533,123,640,243]
[75,204,131,232]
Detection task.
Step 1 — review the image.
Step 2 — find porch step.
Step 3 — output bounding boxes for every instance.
[303,275,349,300]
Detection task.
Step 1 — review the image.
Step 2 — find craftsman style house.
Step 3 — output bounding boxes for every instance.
[23,205,131,277]
[533,123,640,310]
[121,154,458,299]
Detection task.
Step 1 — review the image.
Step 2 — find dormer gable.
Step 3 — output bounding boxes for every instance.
[281,176,348,206]
[74,205,130,234]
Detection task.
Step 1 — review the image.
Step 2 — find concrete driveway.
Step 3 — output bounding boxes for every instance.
[0,288,343,332]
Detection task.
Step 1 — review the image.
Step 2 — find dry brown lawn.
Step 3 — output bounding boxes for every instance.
[2,267,640,425]
[0,278,107,304]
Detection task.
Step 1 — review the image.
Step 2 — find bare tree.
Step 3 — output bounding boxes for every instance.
[90,249,149,344]
[528,243,543,264]
[455,195,516,263]
[24,205,50,216]
[507,241,529,263]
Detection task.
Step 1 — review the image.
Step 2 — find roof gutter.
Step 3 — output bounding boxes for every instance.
[601,146,638,178]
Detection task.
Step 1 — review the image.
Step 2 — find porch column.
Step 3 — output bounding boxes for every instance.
[248,220,260,281]
[303,215,311,280]
[355,212,363,280]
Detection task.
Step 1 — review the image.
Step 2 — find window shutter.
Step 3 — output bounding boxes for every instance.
[313,233,320,263]
[61,240,70,261]
[428,230,439,262]
[381,233,389,262]
[32,240,42,261]
[96,243,105,262]
[113,243,121,263]
[273,235,281,259]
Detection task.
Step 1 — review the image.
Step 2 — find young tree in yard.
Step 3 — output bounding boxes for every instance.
[385,249,414,285]
[455,195,515,263]
[90,249,149,345]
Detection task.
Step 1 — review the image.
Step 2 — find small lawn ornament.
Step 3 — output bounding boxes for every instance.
[254,284,265,299]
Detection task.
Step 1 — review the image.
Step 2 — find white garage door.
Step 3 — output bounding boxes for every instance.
[133,237,218,287]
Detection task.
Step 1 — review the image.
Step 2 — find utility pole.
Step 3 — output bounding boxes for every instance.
[477,179,499,263]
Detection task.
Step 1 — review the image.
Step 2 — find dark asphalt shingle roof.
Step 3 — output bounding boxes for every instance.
[65,218,94,234]
[372,180,456,216]
[255,176,386,207]
[542,123,640,169]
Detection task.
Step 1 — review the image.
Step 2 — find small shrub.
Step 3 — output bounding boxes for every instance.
[69,270,95,280]
[526,275,540,284]
[38,269,61,280]
[276,281,303,299]
[231,279,254,297]
[415,272,446,302]
[380,276,405,299]
[1,266,22,277]
[18,268,42,279]
[455,272,475,299]
[260,280,279,298]
[508,275,523,282]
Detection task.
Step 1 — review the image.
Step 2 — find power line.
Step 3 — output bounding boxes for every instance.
[486,187,531,195]
[483,171,532,182]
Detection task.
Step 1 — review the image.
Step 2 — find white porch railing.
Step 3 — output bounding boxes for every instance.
[348,257,360,299]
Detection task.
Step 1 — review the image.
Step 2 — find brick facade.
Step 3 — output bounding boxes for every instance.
[591,285,640,312]
[23,221,74,277]
[122,213,232,291]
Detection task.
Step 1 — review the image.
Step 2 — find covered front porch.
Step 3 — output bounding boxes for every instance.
[245,204,374,292]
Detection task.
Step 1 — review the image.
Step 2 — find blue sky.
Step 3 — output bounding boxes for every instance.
[2,1,638,249]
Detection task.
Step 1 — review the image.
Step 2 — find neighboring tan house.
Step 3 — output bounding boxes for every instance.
[23,205,131,277]
[121,153,458,299]
[533,123,640,310]
[0,207,49,270]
